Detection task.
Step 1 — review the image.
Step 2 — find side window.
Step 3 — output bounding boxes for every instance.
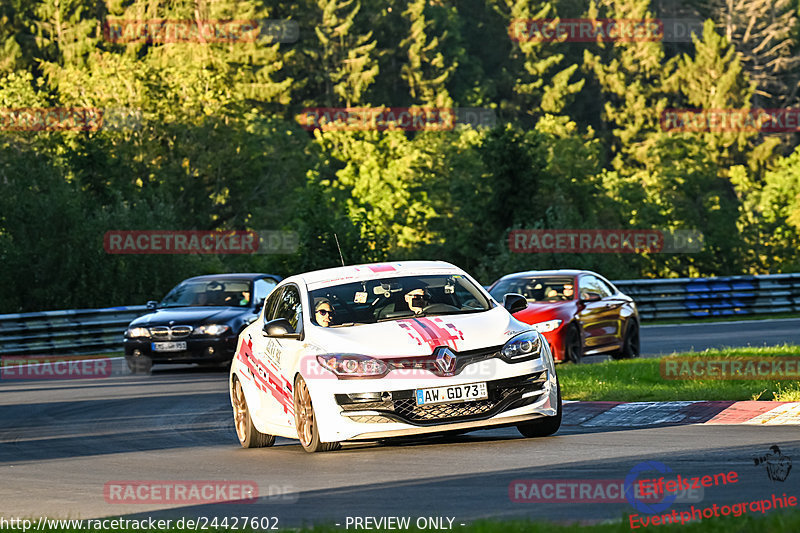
[596,277,616,296]
[580,275,612,299]
[253,278,278,304]
[273,285,303,334]
[262,287,283,322]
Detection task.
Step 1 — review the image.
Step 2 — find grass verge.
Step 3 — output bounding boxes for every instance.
[559,344,800,402]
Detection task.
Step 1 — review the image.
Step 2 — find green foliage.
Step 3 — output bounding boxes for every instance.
[2,0,800,312]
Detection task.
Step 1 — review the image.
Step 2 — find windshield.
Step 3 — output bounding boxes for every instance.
[308,274,491,327]
[489,276,576,302]
[160,279,253,307]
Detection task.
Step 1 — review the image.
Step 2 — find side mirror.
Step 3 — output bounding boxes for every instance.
[146,300,158,310]
[254,298,266,310]
[581,291,602,303]
[503,293,528,315]
[263,318,301,339]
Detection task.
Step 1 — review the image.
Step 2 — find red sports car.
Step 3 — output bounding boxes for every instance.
[488,269,639,363]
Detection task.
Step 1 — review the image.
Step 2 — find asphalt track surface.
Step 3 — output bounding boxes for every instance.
[1,319,800,528]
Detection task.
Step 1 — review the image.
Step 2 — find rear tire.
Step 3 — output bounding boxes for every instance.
[613,320,640,360]
[564,325,583,364]
[293,375,340,453]
[516,381,562,438]
[232,376,275,448]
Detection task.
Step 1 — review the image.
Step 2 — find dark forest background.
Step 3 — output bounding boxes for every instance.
[2,0,800,312]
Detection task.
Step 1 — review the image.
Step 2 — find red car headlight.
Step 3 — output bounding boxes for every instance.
[532,319,563,333]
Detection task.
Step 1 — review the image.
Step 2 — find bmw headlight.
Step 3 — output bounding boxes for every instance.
[500,331,542,362]
[126,327,150,338]
[532,319,562,333]
[193,324,231,336]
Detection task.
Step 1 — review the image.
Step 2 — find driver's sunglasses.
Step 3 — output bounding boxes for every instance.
[316,309,334,316]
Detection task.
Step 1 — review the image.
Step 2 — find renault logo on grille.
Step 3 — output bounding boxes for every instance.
[434,347,457,375]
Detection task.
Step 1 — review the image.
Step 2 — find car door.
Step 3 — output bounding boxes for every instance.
[576,274,621,352]
[251,284,305,429]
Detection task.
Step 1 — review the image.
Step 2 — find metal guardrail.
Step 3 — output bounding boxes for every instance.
[0,306,148,357]
[613,273,800,321]
[1,273,799,356]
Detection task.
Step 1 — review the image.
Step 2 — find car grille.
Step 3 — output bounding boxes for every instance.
[336,372,547,426]
[149,326,193,339]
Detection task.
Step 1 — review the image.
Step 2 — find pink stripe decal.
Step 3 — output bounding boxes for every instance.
[237,337,294,415]
[397,317,464,352]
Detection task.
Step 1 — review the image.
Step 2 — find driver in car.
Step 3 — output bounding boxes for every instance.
[404,286,431,315]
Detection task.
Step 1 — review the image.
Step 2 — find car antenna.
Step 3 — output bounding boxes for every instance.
[334,233,346,267]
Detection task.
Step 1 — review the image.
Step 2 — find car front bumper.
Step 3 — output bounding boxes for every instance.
[124,336,238,365]
[307,352,559,443]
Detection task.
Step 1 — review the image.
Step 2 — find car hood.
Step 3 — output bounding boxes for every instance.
[513,301,575,323]
[307,306,532,357]
[130,306,250,326]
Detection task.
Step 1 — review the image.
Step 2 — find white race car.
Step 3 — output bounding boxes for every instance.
[229,261,561,452]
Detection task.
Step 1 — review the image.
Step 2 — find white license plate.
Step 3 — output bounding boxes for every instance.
[415,382,488,406]
[151,341,187,352]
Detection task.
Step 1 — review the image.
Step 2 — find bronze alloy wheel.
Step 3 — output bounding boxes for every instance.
[232,378,249,443]
[231,376,275,448]
[295,376,314,446]
[293,375,340,453]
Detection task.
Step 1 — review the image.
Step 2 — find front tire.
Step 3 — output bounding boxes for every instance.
[516,380,562,438]
[232,376,275,448]
[293,375,340,453]
[564,325,583,364]
[126,354,152,375]
[613,320,640,360]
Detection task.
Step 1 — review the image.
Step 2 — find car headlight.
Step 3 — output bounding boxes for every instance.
[316,354,389,379]
[500,331,542,362]
[193,324,231,336]
[126,327,150,338]
[532,319,562,333]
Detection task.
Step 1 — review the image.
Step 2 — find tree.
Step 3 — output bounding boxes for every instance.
[400,0,459,107]
[298,0,379,107]
[496,0,584,122]
[701,0,800,108]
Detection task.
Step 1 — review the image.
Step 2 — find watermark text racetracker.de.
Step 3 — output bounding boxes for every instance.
[661,108,800,132]
[103,230,298,254]
[102,18,298,43]
[510,478,703,504]
[508,18,703,43]
[0,107,141,132]
[0,356,112,380]
[661,357,800,380]
[297,107,496,131]
[0,516,280,532]
[104,480,298,504]
[509,229,703,254]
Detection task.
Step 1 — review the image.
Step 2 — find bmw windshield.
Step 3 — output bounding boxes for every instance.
[160,279,253,308]
[308,274,492,327]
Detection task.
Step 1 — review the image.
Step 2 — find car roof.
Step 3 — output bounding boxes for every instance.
[293,261,464,290]
[182,273,281,282]
[497,269,586,279]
